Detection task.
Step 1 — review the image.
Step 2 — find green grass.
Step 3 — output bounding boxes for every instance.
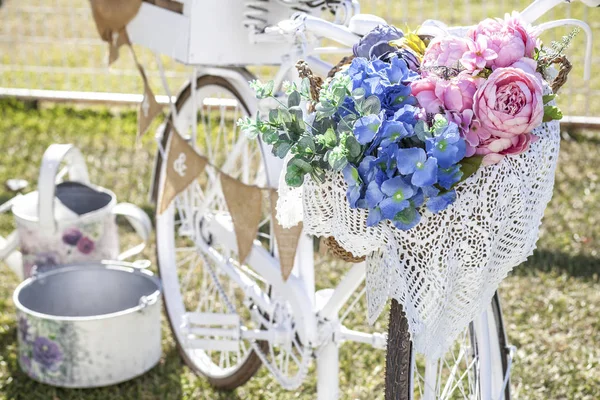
[1,0,599,117]
[0,97,599,400]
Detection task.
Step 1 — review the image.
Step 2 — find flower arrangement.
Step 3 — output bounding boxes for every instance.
[239,13,570,231]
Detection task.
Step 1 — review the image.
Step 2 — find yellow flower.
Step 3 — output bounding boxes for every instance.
[390,32,427,57]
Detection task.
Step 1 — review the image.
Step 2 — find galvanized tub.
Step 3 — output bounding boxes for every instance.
[13,260,162,388]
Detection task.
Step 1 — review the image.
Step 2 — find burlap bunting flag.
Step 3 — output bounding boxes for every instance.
[90,0,162,136]
[220,174,263,266]
[269,191,303,281]
[158,129,208,214]
[90,0,142,65]
[135,62,163,137]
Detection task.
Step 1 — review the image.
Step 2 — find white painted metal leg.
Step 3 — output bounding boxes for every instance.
[423,358,438,400]
[317,341,340,400]
[474,311,493,400]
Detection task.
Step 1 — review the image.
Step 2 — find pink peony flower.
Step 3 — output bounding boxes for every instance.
[436,73,479,112]
[475,133,538,165]
[473,67,543,138]
[460,36,498,74]
[411,76,444,114]
[422,36,470,70]
[510,56,542,81]
[468,13,537,69]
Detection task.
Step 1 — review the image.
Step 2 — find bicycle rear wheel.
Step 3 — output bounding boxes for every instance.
[385,292,511,400]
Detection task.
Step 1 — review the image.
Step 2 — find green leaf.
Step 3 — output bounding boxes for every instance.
[352,87,366,101]
[262,127,278,144]
[285,163,304,187]
[300,78,311,99]
[274,141,292,159]
[345,135,362,160]
[432,114,449,134]
[327,146,348,171]
[456,155,483,185]
[361,96,381,116]
[236,116,259,139]
[315,102,336,120]
[297,136,316,154]
[264,81,275,97]
[268,109,279,124]
[288,106,303,122]
[318,127,337,148]
[290,156,313,173]
[288,91,301,108]
[278,108,292,124]
[414,120,430,142]
[543,105,563,122]
[542,94,557,104]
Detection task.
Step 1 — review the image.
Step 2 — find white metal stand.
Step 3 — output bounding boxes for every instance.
[317,341,340,400]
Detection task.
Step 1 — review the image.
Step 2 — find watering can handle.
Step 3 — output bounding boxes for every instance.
[38,144,90,233]
[112,202,153,261]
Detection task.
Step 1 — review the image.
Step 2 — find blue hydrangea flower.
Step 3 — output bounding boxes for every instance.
[426,190,457,213]
[365,180,384,208]
[396,148,438,187]
[426,122,466,169]
[438,164,463,190]
[366,207,383,227]
[392,105,420,126]
[353,25,404,59]
[379,56,416,85]
[380,85,413,116]
[343,165,363,208]
[354,114,382,144]
[379,176,415,219]
[373,144,398,177]
[379,120,412,148]
[381,49,421,72]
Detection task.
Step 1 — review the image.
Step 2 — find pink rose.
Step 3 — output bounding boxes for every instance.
[422,36,470,70]
[411,76,443,114]
[468,13,537,69]
[473,67,543,138]
[475,133,538,165]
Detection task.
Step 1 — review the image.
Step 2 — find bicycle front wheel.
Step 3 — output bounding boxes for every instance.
[155,75,268,389]
[386,293,511,400]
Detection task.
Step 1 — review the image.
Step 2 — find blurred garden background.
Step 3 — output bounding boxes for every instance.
[0,0,599,398]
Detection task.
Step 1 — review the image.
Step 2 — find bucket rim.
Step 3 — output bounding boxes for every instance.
[13,261,162,322]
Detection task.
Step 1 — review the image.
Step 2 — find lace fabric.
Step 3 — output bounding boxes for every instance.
[277,115,560,358]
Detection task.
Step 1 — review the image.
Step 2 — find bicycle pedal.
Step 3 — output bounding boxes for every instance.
[181,312,241,352]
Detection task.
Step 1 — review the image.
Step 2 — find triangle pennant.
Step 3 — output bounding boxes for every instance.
[90,0,142,64]
[108,29,129,65]
[135,61,163,137]
[158,129,208,214]
[269,190,304,281]
[220,174,263,265]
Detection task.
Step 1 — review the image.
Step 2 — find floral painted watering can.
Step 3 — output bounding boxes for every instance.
[0,144,151,279]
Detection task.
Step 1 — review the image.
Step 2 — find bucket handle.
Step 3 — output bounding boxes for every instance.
[38,144,90,233]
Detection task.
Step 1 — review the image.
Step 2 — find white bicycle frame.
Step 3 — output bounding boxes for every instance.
[149,0,593,398]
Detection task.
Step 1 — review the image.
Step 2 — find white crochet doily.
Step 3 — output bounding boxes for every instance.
[277,116,560,359]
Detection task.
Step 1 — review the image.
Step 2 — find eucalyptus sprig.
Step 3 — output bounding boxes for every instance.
[237,76,367,187]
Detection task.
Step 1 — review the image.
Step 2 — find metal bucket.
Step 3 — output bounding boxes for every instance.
[13,260,162,388]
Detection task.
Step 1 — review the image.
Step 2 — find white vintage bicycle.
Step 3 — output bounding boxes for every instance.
[125,0,595,398]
